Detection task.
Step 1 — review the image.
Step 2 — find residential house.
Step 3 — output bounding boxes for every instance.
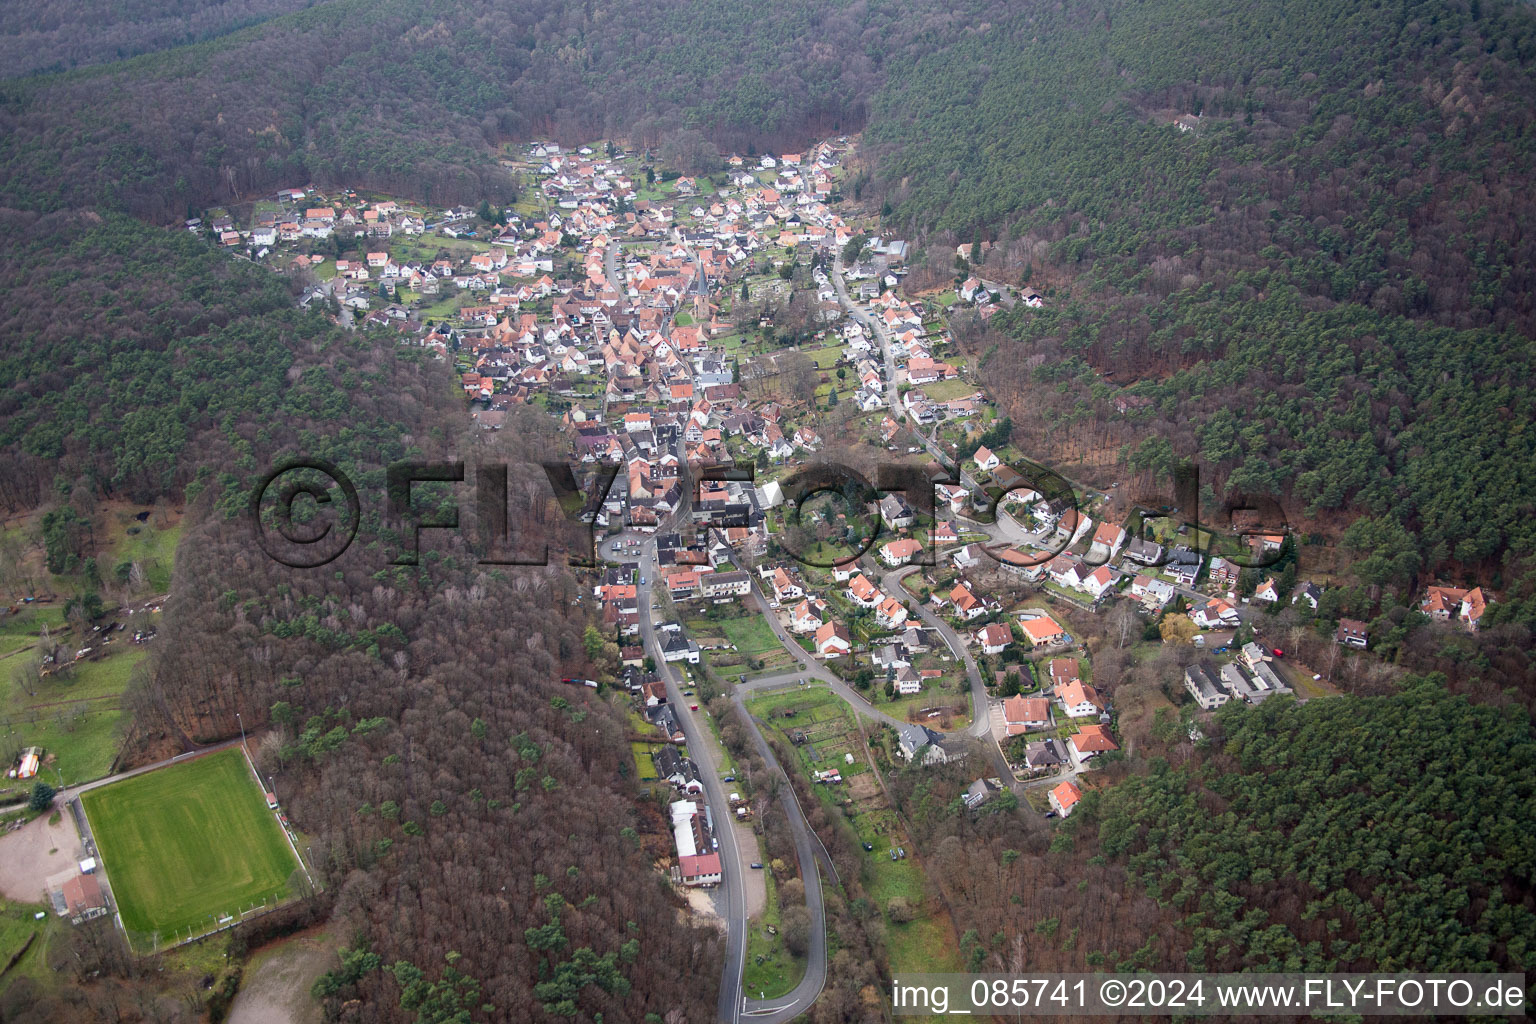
[848,573,882,608]
[1055,508,1091,546]
[1124,536,1165,566]
[1208,556,1239,589]
[949,583,985,620]
[880,493,915,529]
[815,621,852,659]
[1088,522,1127,562]
[963,778,1000,810]
[770,568,804,604]
[973,445,1001,472]
[872,644,910,672]
[1025,738,1068,771]
[894,665,923,695]
[1046,658,1080,689]
[1070,724,1118,763]
[896,723,948,765]
[953,543,985,570]
[1057,680,1105,719]
[1049,781,1082,817]
[1292,581,1323,610]
[1460,587,1491,631]
[880,538,923,567]
[975,622,1012,655]
[1167,546,1203,587]
[1079,565,1116,600]
[877,596,909,631]
[48,871,108,925]
[1192,598,1240,630]
[653,746,704,794]
[1019,614,1068,647]
[1003,696,1050,736]
[659,629,701,664]
[700,571,750,599]
[789,598,826,634]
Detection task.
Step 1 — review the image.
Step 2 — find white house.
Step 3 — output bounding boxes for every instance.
[1057,680,1105,719]
[815,621,852,658]
[975,623,1012,655]
[1049,781,1082,817]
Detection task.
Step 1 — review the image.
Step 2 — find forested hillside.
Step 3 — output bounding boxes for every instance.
[882,0,1536,589]
[0,0,320,77]
[0,212,321,508]
[873,0,1536,333]
[0,0,985,217]
[896,680,1536,978]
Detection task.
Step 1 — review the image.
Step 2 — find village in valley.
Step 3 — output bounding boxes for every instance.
[20,132,1483,997]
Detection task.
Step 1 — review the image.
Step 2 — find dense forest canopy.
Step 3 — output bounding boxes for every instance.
[0,211,316,507]
[872,0,1536,332]
[990,282,1536,577]
[1084,681,1536,973]
[0,0,952,216]
[0,0,322,77]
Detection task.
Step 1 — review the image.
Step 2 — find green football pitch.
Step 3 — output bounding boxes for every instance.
[82,748,300,949]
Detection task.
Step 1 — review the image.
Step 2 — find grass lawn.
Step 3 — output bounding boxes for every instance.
[33,646,146,704]
[419,295,461,320]
[0,605,65,659]
[799,540,854,565]
[4,640,149,784]
[630,742,659,781]
[917,379,979,402]
[83,749,299,951]
[743,865,805,999]
[887,909,964,977]
[718,616,783,659]
[0,896,59,989]
[808,345,843,369]
[104,515,180,592]
[6,708,122,786]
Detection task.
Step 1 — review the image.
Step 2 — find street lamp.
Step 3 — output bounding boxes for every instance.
[236,712,246,754]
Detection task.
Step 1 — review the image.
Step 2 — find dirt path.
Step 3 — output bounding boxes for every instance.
[0,810,83,902]
[227,926,336,1024]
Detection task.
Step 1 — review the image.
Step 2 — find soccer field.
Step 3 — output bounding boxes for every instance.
[82,748,300,949]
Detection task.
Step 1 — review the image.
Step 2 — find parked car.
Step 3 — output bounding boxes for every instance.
[862,842,874,851]
[750,863,763,869]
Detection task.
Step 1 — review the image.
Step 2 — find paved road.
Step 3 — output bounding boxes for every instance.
[62,737,244,799]
[604,236,623,294]
[732,695,829,1021]
[874,564,988,732]
[637,543,748,1024]
[721,555,907,735]
[831,254,900,413]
